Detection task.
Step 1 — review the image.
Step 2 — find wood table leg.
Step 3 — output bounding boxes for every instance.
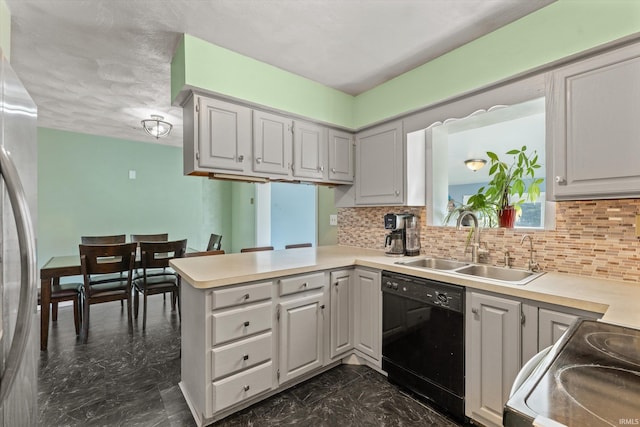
[40,277,51,351]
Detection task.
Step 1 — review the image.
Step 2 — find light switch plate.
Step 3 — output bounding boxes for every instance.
[128,170,136,180]
[330,214,338,226]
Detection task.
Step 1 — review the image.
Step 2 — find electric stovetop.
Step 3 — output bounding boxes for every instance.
[505,319,640,427]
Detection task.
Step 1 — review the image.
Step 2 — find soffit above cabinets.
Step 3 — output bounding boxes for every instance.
[5,0,554,146]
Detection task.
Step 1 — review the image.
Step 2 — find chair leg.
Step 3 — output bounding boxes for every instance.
[52,302,58,321]
[127,294,133,333]
[142,292,148,331]
[171,291,176,311]
[73,298,80,336]
[134,289,139,319]
[81,299,90,344]
[176,290,181,320]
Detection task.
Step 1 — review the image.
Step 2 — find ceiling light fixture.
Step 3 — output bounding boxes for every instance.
[464,158,487,172]
[141,114,172,139]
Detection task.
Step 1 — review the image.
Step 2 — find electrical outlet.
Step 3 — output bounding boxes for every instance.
[329,214,338,226]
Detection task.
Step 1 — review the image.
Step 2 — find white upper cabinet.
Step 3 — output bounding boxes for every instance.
[550,42,640,199]
[292,120,326,180]
[184,95,252,175]
[328,129,354,183]
[252,110,293,176]
[355,120,404,205]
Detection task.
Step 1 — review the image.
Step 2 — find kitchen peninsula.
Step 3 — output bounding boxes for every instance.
[170,245,640,427]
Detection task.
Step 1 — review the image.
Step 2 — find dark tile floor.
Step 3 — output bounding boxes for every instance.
[39,297,465,426]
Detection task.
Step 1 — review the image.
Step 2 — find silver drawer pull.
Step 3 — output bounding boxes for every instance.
[243,354,249,361]
[471,308,479,315]
[243,385,250,392]
[256,157,262,164]
[243,321,250,327]
[302,282,308,288]
[238,155,244,162]
[243,293,250,300]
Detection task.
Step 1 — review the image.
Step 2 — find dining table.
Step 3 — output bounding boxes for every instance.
[39,248,199,351]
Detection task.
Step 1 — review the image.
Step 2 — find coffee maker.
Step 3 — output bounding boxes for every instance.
[384,213,419,257]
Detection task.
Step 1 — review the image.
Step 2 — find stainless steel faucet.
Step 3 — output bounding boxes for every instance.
[456,211,487,263]
[520,234,540,272]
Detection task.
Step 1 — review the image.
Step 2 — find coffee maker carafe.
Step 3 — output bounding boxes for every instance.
[384,213,407,256]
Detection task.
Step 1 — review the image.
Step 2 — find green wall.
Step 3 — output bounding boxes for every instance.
[353,0,640,127]
[172,0,640,130]
[172,34,355,128]
[37,128,231,268]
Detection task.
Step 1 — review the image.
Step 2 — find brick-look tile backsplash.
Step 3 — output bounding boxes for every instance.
[337,200,640,283]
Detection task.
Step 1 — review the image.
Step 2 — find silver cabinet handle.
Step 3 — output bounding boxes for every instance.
[331,168,336,173]
[471,308,479,315]
[301,282,308,288]
[243,321,250,327]
[395,190,400,196]
[256,157,262,164]
[0,146,36,402]
[555,176,566,185]
[243,385,250,392]
[237,155,244,162]
[243,293,250,300]
[242,354,249,361]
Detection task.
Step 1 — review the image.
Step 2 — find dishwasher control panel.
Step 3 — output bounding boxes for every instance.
[382,271,464,313]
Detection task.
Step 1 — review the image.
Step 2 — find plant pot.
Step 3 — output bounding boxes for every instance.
[498,206,517,228]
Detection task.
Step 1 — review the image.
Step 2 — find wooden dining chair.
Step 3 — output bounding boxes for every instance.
[240,246,274,253]
[81,234,126,244]
[285,243,312,249]
[206,233,223,251]
[79,242,137,343]
[184,250,225,257]
[38,280,82,335]
[133,239,187,330]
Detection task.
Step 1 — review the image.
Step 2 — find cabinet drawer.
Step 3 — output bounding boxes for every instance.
[211,281,272,310]
[212,332,272,380]
[278,272,325,296]
[212,301,272,346]
[212,361,272,412]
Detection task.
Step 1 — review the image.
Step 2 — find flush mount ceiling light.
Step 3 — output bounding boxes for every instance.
[464,158,487,172]
[141,114,172,139]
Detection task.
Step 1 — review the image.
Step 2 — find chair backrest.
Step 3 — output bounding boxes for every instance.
[79,243,137,294]
[285,243,312,249]
[207,234,223,251]
[240,246,274,253]
[81,234,126,244]
[185,250,225,258]
[139,239,187,269]
[130,233,168,244]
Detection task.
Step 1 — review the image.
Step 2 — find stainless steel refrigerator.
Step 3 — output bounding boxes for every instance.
[0,48,38,425]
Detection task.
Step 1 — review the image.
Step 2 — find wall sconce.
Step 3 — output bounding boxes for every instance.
[464,159,487,172]
[141,114,173,139]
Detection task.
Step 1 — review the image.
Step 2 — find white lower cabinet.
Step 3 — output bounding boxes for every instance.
[329,269,354,359]
[277,291,325,384]
[353,268,381,363]
[466,291,521,427]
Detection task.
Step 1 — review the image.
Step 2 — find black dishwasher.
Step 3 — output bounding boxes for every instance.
[381,271,465,422]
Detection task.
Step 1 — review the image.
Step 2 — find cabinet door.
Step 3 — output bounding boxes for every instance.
[277,292,324,384]
[538,308,578,350]
[466,292,521,427]
[292,120,326,180]
[353,268,381,362]
[253,110,292,176]
[328,129,354,183]
[355,120,403,204]
[551,43,640,199]
[329,270,354,359]
[197,97,251,172]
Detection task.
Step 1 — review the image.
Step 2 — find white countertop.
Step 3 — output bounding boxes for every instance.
[170,245,640,329]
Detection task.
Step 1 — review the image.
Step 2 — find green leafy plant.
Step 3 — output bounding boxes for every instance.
[472,145,543,214]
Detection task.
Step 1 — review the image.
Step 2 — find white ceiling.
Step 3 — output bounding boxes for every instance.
[5,0,553,147]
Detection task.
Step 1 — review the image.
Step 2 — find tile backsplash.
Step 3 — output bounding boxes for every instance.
[337,200,640,283]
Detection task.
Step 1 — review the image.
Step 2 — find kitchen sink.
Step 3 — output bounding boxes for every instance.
[395,257,544,285]
[454,264,544,285]
[396,257,469,270]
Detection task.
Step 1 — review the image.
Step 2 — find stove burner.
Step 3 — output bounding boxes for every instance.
[554,364,640,427]
[585,332,640,367]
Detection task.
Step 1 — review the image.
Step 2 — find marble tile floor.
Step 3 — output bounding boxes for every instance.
[40,298,467,427]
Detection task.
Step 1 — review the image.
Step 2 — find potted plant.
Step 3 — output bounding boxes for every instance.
[471,146,543,228]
